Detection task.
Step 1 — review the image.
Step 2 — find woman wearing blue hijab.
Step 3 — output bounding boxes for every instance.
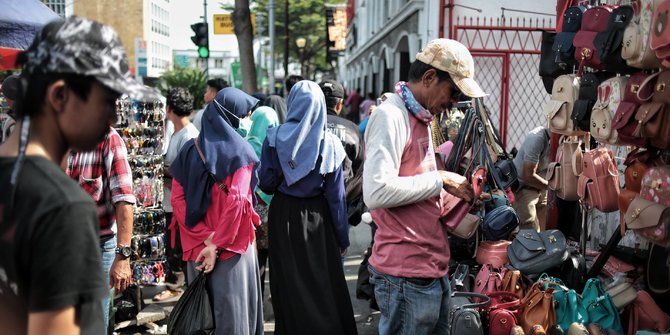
[258,80,357,335]
[170,87,264,335]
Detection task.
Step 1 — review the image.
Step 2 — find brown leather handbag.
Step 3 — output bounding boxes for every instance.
[625,196,670,247]
[634,70,670,149]
[501,269,528,298]
[612,71,656,147]
[623,148,659,192]
[519,283,556,334]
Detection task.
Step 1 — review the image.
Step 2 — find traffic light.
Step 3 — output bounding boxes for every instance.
[191,22,209,59]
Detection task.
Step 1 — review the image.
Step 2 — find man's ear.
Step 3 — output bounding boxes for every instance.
[422,69,437,87]
[45,79,68,114]
[336,99,343,114]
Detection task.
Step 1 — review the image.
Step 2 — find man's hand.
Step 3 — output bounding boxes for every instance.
[439,170,474,203]
[109,258,132,292]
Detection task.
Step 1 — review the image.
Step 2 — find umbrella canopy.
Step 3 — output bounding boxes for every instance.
[0,0,60,50]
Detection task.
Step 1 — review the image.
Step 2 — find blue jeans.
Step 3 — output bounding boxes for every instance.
[100,236,116,334]
[368,265,451,335]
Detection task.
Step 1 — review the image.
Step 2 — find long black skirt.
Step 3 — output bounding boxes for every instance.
[268,193,357,335]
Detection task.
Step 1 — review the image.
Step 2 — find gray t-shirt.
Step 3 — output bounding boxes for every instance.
[513,126,550,187]
[164,123,199,212]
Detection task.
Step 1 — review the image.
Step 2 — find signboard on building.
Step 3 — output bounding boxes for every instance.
[229,61,243,88]
[134,37,147,77]
[326,5,347,54]
[213,13,256,35]
[174,54,190,68]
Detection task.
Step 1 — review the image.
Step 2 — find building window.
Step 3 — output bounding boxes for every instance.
[215,59,223,68]
[41,0,66,18]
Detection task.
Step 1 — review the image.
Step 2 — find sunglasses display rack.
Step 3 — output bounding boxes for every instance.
[114,96,167,286]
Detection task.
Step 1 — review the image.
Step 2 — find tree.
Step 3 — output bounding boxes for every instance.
[232,0,258,93]
[158,66,208,109]
[253,0,346,79]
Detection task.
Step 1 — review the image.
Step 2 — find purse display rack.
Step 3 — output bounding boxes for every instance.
[113,96,167,290]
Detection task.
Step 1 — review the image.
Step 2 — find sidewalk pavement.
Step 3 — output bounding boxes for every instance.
[114,222,380,335]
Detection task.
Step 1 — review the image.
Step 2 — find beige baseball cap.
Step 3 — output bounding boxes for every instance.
[415,38,487,98]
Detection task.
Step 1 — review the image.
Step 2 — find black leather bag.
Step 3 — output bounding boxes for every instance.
[594,5,636,73]
[549,246,587,293]
[541,31,572,94]
[449,292,491,335]
[571,73,609,131]
[552,32,578,72]
[562,5,587,32]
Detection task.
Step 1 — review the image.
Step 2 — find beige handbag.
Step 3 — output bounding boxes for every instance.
[449,213,481,239]
[606,282,637,310]
[546,137,582,201]
[545,75,584,136]
[591,76,627,145]
[621,0,664,69]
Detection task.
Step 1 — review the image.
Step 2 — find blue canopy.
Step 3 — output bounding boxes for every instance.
[0,0,60,49]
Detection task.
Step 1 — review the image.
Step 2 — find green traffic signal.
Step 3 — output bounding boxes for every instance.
[191,22,209,59]
[198,46,209,58]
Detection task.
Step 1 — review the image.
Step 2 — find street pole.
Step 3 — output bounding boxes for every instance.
[283,0,289,80]
[203,0,209,76]
[269,0,275,94]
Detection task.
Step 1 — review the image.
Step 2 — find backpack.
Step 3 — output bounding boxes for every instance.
[649,0,670,68]
[572,72,609,132]
[594,5,637,73]
[577,147,621,212]
[449,292,490,335]
[634,70,670,150]
[545,74,584,136]
[546,136,582,201]
[551,6,587,75]
[574,5,614,70]
[622,0,664,69]
[624,165,670,247]
[612,71,657,146]
[591,76,628,145]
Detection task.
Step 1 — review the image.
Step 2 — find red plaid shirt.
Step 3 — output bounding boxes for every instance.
[66,128,135,237]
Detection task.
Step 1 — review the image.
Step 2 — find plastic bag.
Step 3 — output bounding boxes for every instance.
[167,272,214,335]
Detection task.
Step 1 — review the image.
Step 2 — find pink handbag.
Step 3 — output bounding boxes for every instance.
[476,240,512,268]
[474,264,503,297]
[441,166,486,234]
[627,290,670,335]
[577,147,621,212]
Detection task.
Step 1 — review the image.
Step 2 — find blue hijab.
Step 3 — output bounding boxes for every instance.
[211,87,259,129]
[267,80,346,186]
[170,90,260,228]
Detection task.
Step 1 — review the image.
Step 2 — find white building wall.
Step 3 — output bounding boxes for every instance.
[145,0,172,78]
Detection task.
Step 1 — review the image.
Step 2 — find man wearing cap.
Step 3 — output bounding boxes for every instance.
[320,79,365,225]
[0,17,159,334]
[363,38,485,334]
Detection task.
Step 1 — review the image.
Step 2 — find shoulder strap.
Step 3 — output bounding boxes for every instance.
[193,137,228,194]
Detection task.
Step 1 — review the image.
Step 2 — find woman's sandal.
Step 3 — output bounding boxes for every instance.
[152,289,179,301]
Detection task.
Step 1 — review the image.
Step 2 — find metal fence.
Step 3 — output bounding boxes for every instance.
[453,16,554,151]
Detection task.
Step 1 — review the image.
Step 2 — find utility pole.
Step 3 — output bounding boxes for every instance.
[269,0,275,94]
[203,0,209,76]
[283,0,289,80]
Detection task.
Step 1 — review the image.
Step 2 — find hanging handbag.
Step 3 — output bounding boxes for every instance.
[595,5,636,73]
[649,0,670,67]
[482,206,519,241]
[622,0,664,69]
[441,166,486,238]
[577,147,621,213]
[635,70,670,150]
[508,229,570,275]
[449,292,491,335]
[625,165,670,247]
[624,148,660,193]
[486,291,521,335]
[591,76,628,145]
[581,278,623,333]
[606,282,637,310]
[573,6,614,70]
[572,72,609,132]
[612,72,656,147]
[476,240,512,268]
[547,136,582,201]
[627,290,670,335]
[545,75,583,136]
[519,282,557,334]
[541,31,572,94]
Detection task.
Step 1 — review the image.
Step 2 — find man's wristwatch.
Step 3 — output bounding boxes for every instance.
[115,245,132,259]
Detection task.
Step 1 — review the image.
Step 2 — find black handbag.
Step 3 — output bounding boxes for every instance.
[449,292,491,335]
[594,5,636,73]
[571,73,609,131]
[541,31,572,94]
[562,5,587,32]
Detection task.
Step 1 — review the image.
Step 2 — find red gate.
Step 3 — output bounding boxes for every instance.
[451,17,554,151]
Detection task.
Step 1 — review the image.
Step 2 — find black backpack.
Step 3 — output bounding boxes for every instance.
[571,72,611,131]
[594,5,637,73]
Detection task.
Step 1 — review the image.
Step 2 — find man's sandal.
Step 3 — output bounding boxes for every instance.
[152,289,179,301]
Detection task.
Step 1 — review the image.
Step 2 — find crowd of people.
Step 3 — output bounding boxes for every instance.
[0,16,497,335]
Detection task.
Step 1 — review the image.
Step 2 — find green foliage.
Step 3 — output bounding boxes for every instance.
[253,0,346,76]
[157,66,208,109]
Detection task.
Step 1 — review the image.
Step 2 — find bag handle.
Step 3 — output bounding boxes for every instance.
[636,72,661,102]
[488,291,522,311]
[451,291,492,310]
